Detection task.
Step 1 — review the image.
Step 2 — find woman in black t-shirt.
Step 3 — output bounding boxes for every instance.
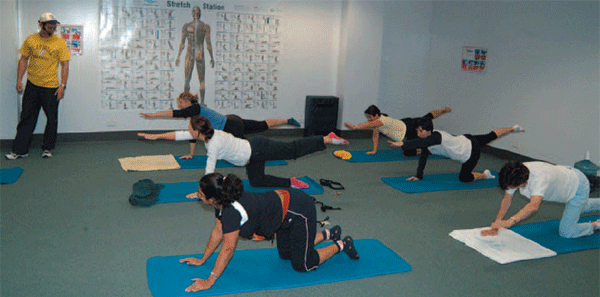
[179,173,359,293]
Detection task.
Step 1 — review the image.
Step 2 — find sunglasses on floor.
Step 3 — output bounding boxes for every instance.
[312,197,341,212]
[319,179,345,190]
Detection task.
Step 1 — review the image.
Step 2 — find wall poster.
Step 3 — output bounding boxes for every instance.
[461,46,487,72]
[60,25,83,56]
[98,0,282,111]
[213,12,281,110]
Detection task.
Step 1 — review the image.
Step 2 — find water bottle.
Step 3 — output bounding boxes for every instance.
[574,151,599,190]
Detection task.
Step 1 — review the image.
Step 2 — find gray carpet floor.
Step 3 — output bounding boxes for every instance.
[1,134,598,297]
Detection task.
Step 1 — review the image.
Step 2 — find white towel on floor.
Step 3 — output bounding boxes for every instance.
[449,227,557,264]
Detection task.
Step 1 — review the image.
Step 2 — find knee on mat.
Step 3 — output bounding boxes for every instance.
[403,150,418,157]
[291,261,310,272]
[278,250,291,260]
[558,227,579,239]
[459,174,475,183]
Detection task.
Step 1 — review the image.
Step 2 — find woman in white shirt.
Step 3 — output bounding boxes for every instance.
[188,115,349,189]
[389,117,523,182]
[344,105,452,156]
[137,92,301,159]
[482,161,600,238]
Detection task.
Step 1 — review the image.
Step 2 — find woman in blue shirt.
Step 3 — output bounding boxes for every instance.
[138,92,301,158]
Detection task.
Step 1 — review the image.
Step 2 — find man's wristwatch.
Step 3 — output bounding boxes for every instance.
[59,84,66,89]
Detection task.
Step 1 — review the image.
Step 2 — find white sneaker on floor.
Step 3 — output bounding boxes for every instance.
[5,152,29,160]
[483,169,496,179]
[513,124,525,132]
[42,150,53,158]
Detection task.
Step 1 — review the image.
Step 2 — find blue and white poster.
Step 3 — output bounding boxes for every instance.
[461,46,487,73]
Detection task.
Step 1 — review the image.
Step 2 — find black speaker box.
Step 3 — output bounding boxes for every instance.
[304,96,339,137]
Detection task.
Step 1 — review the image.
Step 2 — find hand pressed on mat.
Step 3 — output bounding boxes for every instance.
[179,257,214,292]
[180,257,206,266]
[185,277,214,292]
[480,228,499,236]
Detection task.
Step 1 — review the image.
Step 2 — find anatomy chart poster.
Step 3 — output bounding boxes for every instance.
[98,0,282,111]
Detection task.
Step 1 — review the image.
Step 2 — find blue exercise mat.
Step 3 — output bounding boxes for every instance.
[175,155,287,169]
[333,149,447,163]
[511,215,600,254]
[156,176,324,204]
[1,167,24,184]
[381,172,498,193]
[241,176,324,195]
[146,238,411,297]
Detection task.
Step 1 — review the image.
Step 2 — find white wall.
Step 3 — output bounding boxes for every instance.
[262,0,342,125]
[0,0,20,139]
[378,1,599,166]
[1,0,344,137]
[377,1,432,119]
[337,0,384,127]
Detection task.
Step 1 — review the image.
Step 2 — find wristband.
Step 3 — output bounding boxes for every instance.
[59,84,66,89]
[210,271,219,279]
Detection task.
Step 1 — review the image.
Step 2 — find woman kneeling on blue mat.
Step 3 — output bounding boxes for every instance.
[481,160,600,238]
[180,173,359,292]
[389,117,523,182]
[187,115,348,189]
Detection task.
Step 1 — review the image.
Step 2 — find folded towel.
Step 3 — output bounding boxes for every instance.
[118,154,180,171]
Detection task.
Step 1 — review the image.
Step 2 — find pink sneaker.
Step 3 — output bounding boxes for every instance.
[327,132,349,146]
[290,177,309,189]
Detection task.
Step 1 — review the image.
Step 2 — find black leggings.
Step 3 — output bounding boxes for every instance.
[276,190,320,272]
[459,132,498,182]
[223,114,269,138]
[246,136,326,188]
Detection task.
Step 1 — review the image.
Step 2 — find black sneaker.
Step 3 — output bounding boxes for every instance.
[42,150,53,158]
[341,236,359,260]
[326,225,342,241]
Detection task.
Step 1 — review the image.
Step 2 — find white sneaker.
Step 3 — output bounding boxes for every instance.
[5,152,29,160]
[513,124,525,132]
[483,169,496,179]
[42,150,53,158]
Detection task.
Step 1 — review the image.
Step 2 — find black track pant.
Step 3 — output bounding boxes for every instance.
[246,136,326,188]
[11,81,60,154]
[276,190,320,272]
[459,132,498,182]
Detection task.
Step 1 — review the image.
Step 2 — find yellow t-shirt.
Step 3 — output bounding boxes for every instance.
[19,33,70,88]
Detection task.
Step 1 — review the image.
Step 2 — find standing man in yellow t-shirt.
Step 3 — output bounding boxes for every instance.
[6,12,70,160]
